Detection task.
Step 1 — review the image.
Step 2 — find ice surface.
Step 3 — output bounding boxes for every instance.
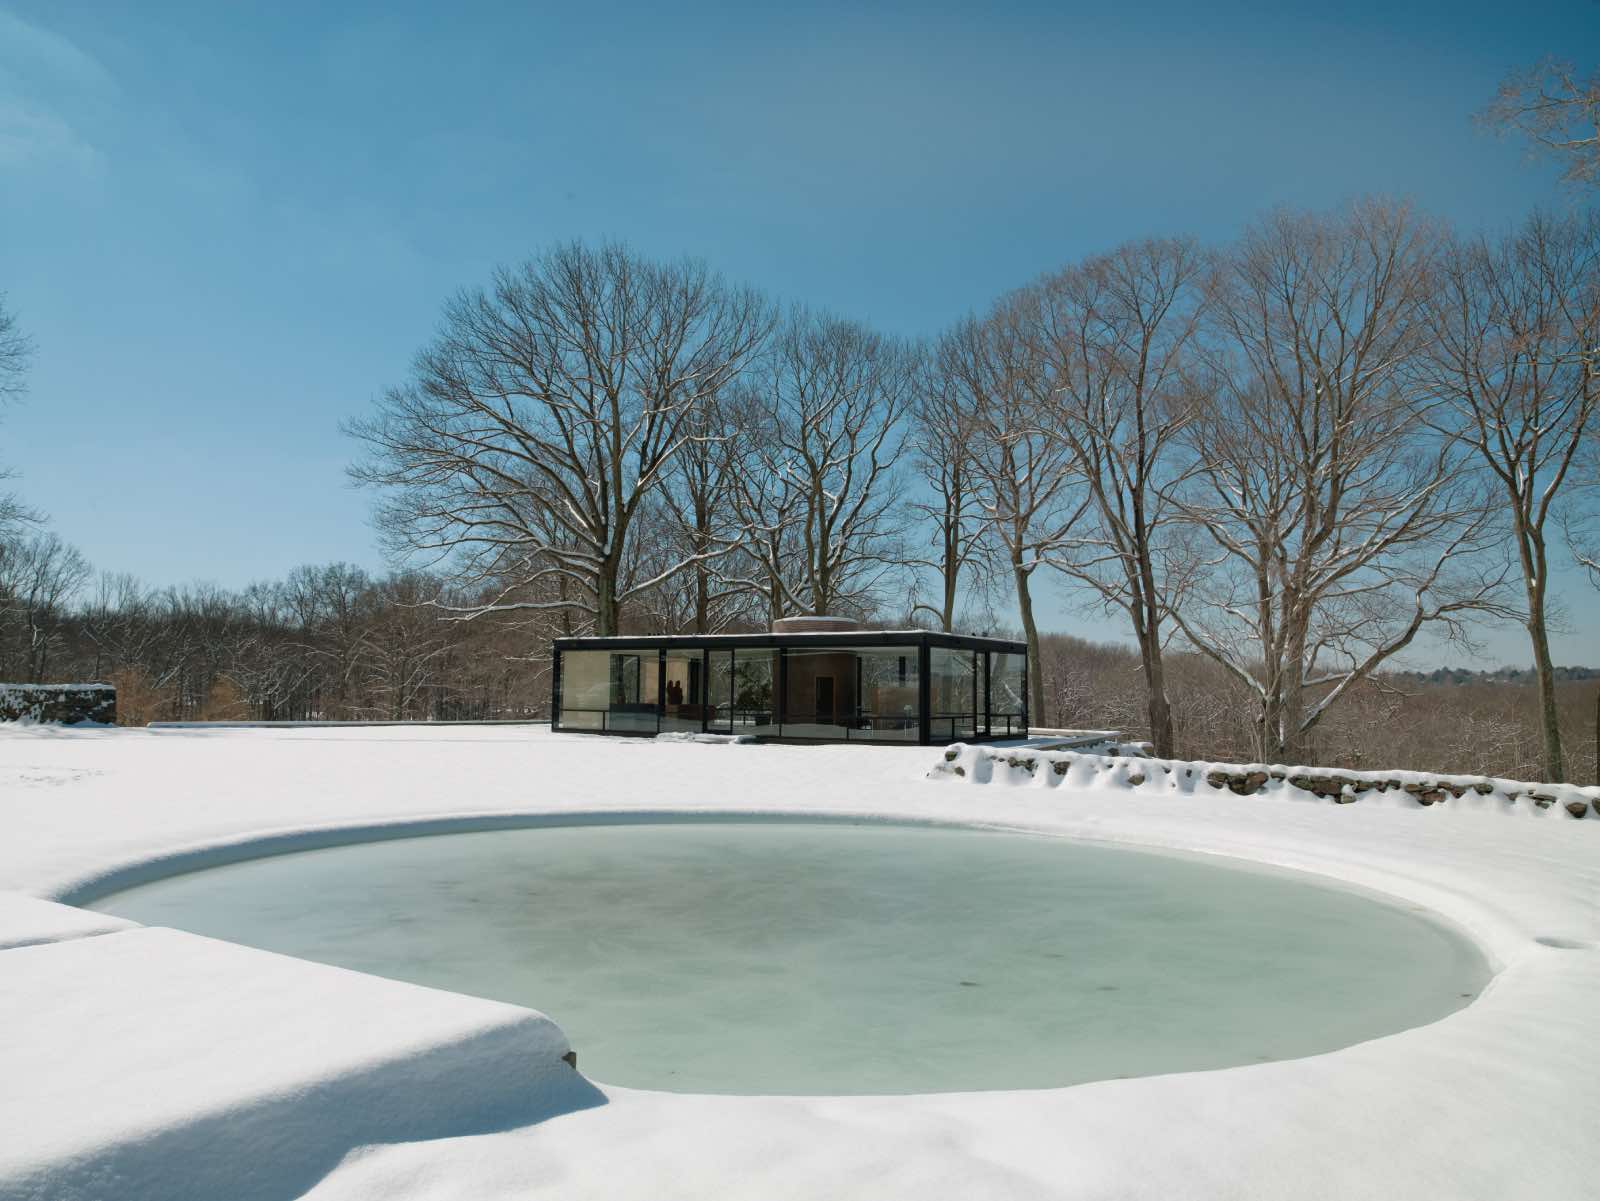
[95,821,1488,1095]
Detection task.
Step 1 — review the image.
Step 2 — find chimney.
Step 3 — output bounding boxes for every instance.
[770,615,862,635]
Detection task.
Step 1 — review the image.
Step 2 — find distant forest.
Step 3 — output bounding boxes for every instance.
[1390,665,1600,686]
[0,559,1593,786]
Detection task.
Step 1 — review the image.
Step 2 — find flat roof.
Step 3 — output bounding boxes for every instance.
[553,629,1027,652]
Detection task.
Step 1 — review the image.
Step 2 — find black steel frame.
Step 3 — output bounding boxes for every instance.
[551,630,1028,746]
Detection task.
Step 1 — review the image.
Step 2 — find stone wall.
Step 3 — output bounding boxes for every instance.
[929,742,1600,821]
[1198,764,1593,818]
[0,684,117,725]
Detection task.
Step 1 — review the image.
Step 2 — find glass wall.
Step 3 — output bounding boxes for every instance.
[732,648,780,736]
[704,650,734,734]
[782,646,918,740]
[929,647,979,741]
[989,651,1027,736]
[661,649,704,734]
[783,646,856,737]
[855,647,918,740]
[559,649,660,733]
[558,650,610,730]
[559,638,1023,742]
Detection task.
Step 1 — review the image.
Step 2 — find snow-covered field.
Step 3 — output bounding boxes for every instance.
[2,723,1596,1200]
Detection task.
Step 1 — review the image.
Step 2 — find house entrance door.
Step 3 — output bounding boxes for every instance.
[815,675,835,724]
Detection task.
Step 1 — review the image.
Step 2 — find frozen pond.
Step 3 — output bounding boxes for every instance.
[92,820,1489,1095]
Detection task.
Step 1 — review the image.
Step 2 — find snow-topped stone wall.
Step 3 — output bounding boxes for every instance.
[930,743,1600,821]
[0,684,116,726]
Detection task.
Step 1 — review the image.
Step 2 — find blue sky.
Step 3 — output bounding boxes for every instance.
[1,0,1596,665]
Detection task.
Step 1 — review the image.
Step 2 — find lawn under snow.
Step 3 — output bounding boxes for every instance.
[1,723,1597,1201]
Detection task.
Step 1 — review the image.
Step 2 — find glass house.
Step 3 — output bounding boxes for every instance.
[551,628,1028,745]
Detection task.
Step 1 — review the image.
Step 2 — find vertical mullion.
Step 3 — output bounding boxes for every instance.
[917,639,931,745]
[778,646,788,738]
[551,647,563,732]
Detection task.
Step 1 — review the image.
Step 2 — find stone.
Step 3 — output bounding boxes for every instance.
[1564,801,1587,819]
[0,684,116,725]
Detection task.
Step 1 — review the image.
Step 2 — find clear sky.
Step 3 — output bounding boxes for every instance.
[1,0,1596,666]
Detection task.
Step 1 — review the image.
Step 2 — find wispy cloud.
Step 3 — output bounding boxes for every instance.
[0,99,102,171]
[0,8,115,176]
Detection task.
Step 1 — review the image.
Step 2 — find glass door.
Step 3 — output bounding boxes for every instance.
[662,649,705,733]
[704,649,734,734]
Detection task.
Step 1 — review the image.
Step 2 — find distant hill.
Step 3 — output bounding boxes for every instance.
[1386,665,1600,687]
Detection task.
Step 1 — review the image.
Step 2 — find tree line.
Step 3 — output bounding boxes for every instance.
[0,554,548,723]
[343,200,1598,778]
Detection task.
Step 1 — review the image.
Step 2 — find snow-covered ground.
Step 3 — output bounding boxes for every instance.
[1,723,1596,1200]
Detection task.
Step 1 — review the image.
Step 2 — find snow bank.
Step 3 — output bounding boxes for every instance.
[931,743,1600,821]
[146,719,546,729]
[0,893,134,950]
[0,927,588,1201]
[652,731,756,745]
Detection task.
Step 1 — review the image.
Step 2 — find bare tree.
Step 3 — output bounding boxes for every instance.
[359,573,456,719]
[655,389,751,632]
[0,295,28,404]
[1172,201,1506,763]
[1027,238,1208,757]
[904,344,993,631]
[943,304,1083,724]
[730,310,914,619]
[284,562,375,718]
[1481,59,1600,190]
[0,532,91,682]
[1420,210,1600,781]
[0,295,39,539]
[348,242,770,636]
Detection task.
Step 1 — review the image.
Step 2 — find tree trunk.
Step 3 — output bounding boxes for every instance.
[1013,558,1045,728]
[693,558,710,635]
[595,564,620,637]
[1522,528,1565,781]
[1131,568,1175,757]
[1528,606,1565,782]
[693,497,712,634]
[1141,640,1175,758]
[939,550,958,633]
[1275,620,1310,764]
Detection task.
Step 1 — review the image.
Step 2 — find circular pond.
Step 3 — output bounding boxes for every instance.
[92,820,1489,1095]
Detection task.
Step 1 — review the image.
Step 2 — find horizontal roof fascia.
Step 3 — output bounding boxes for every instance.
[552,631,1026,653]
